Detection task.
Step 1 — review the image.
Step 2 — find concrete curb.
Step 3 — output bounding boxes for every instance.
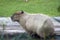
[0,17,60,35]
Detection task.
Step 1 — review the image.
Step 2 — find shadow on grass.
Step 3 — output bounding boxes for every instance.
[58,6,60,12]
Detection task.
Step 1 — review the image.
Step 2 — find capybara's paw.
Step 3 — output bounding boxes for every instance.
[30,33,40,38]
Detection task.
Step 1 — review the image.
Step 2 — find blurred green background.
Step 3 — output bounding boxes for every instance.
[0,0,60,17]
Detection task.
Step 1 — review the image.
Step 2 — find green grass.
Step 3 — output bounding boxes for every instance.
[0,0,60,17]
[0,33,55,40]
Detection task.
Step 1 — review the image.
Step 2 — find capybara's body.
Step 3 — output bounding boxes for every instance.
[11,11,55,38]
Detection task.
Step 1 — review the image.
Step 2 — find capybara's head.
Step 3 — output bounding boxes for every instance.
[11,10,24,22]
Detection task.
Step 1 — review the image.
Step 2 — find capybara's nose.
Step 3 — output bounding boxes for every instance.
[11,16,13,20]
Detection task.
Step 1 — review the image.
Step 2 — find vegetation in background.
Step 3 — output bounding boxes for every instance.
[0,0,60,17]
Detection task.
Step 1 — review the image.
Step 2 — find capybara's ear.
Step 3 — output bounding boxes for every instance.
[20,10,24,14]
[15,10,24,15]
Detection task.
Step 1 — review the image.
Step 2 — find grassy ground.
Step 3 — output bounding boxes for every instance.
[0,0,60,17]
[0,33,56,40]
